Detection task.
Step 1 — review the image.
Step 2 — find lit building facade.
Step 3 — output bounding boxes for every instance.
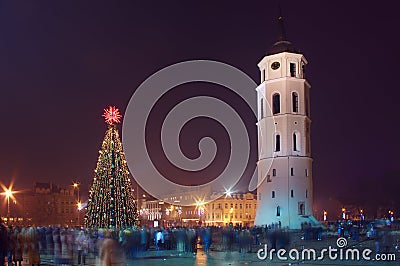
[139,192,257,227]
[203,193,257,226]
[1,182,82,226]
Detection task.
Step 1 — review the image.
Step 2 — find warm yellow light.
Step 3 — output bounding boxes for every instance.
[342,208,346,212]
[73,183,79,188]
[5,189,12,197]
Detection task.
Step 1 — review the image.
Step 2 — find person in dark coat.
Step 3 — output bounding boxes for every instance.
[0,221,9,266]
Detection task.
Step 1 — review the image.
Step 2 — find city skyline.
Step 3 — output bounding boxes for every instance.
[1,1,399,212]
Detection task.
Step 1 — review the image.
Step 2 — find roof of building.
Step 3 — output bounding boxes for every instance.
[267,10,299,55]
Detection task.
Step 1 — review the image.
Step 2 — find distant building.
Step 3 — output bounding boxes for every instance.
[204,192,257,226]
[1,182,82,226]
[138,192,257,227]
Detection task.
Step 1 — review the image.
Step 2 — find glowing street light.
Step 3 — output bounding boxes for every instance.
[225,188,233,198]
[5,188,12,220]
[72,181,81,226]
[342,208,346,220]
[323,210,327,221]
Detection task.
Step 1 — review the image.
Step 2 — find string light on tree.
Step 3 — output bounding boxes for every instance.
[85,106,138,229]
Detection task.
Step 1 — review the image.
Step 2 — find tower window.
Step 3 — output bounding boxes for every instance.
[298,202,305,215]
[290,63,296,77]
[263,69,266,81]
[306,190,308,198]
[276,206,281,216]
[275,134,281,152]
[305,169,309,177]
[291,190,294,198]
[292,92,298,112]
[260,98,264,118]
[272,93,280,114]
[272,169,277,176]
[290,167,294,176]
[272,191,275,198]
[293,132,300,151]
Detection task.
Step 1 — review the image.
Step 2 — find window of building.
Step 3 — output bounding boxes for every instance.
[276,206,281,216]
[290,63,296,77]
[273,169,277,176]
[305,169,309,177]
[235,204,238,209]
[225,203,228,209]
[292,92,298,112]
[293,132,300,151]
[225,214,227,219]
[260,98,264,118]
[306,190,308,198]
[240,204,242,209]
[272,93,280,114]
[275,134,281,152]
[291,167,294,176]
[263,69,266,81]
[230,203,233,208]
[272,191,275,198]
[298,202,305,215]
[291,190,294,198]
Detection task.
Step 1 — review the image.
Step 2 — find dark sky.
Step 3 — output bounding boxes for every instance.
[1,1,399,212]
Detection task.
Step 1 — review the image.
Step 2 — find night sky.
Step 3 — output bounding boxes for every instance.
[1,1,399,213]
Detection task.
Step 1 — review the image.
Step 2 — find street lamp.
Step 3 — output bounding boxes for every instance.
[72,182,80,226]
[5,188,12,222]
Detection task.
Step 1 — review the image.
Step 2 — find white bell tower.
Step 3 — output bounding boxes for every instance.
[254,13,316,229]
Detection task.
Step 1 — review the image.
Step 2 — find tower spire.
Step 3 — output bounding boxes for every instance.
[267,5,298,55]
[277,4,286,42]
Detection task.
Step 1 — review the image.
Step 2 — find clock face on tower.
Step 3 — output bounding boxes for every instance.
[271,61,280,70]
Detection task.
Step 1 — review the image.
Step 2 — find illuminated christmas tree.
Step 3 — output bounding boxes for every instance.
[85,106,138,228]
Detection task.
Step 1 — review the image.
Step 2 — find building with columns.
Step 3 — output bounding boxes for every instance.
[254,14,317,229]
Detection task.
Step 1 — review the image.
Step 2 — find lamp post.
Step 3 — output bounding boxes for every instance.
[5,189,12,223]
[73,182,80,226]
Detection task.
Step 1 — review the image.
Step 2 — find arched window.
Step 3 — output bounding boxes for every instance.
[290,63,296,77]
[298,203,305,215]
[292,92,298,112]
[272,93,280,114]
[275,134,281,152]
[276,206,281,216]
[293,132,300,151]
[260,98,264,118]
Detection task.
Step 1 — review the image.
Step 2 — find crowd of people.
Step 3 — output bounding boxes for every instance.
[2,219,393,266]
[0,220,296,266]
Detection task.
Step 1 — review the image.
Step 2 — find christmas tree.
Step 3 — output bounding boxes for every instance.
[85,106,138,228]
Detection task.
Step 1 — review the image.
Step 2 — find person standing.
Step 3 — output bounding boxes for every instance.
[75,230,88,265]
[12,227,23,266]
[25,226,40,266]
[0,221,8,266]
